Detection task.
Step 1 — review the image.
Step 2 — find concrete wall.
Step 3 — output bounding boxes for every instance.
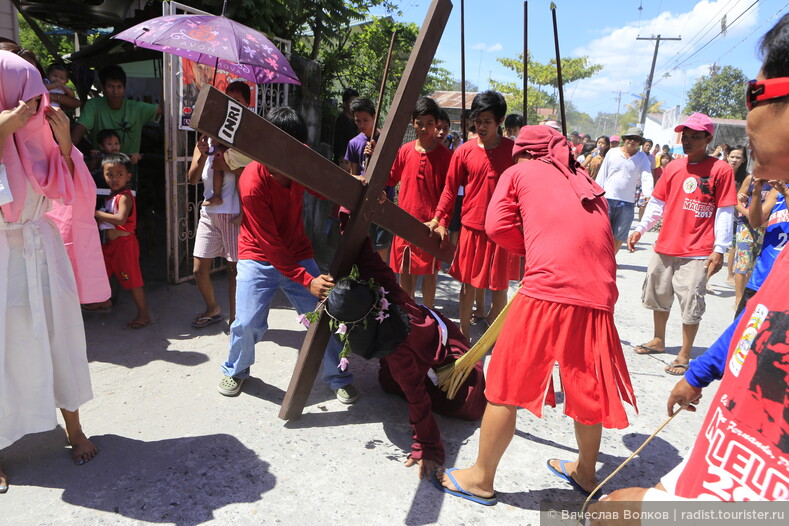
[0,1,18,42]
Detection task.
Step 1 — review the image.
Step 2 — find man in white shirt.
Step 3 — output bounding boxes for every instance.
[595,126,655,252]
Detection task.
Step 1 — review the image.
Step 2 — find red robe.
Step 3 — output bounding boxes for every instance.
[389,141,453,275]
[433,138,520,289]
[354,237,486,463]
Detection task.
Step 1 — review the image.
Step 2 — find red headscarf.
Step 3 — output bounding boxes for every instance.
[0,50,75,222]
[512,125,604,202]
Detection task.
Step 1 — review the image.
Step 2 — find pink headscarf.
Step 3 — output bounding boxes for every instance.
[512,125,604,202]
[0,50,74,222]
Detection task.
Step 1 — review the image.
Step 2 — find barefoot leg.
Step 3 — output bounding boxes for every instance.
[60,409,98,465]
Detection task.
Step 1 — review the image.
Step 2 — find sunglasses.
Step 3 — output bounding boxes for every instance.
[745,77,789,110]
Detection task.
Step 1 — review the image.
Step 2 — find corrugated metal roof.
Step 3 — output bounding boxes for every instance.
[430,91,478,110]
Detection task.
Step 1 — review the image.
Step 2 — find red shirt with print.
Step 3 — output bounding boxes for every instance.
[652,156,737,257]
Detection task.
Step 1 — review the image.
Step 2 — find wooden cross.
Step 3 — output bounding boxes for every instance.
[190,0,453,420]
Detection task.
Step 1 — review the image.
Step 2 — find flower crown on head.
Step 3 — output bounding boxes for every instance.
[299,265,390,371]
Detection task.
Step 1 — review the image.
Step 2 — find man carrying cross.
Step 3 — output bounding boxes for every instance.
[216,107,357,404]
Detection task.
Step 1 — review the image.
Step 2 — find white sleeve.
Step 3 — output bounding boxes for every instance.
[596,154,610,189]
[713,205,735,254]
[640,159,654,198]
[634,197,665,233]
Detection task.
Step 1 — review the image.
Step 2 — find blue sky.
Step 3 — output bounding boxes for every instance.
[373,0,788,116]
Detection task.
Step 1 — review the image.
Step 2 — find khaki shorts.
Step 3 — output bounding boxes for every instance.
[641,254,707,325]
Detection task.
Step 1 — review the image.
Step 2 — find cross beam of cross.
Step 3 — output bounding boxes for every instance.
[190,0,453,420]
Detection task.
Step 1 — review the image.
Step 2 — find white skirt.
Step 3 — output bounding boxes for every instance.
[0,190,93,450]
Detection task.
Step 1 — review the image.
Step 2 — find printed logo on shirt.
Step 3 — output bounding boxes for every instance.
[728,303,768,376]
[768,208,789,227]
[683,177,698,193]
[682,198,715,218]
[219,100,244,145]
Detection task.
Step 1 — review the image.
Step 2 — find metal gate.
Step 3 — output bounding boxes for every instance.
[163,1,291,283]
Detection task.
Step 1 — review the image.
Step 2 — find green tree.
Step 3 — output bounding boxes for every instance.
[618,96,664,134]
[684,65,747,119]
[490,51,602,124]
[17,13,77,69]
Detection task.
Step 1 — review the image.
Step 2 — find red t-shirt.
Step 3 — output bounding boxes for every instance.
[434,137,514,230]
[652,156,737,257]
[389,141,453,222]
[673,248,789,500]
[485,160,618,312]
[237,162,316,287]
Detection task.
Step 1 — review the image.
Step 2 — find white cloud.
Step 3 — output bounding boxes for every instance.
[567,0,759,113]
[471,42,504,53]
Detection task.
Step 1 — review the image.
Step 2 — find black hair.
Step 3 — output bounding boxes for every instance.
[46,63,67,75]
[759,13,789,79]
[226,81,251,105]
[99,64,126,87]
[412,96,441,120]
[342,87,359,104]
[350,97,375,117]
[97,129,120,145]
[469,90,507,121]
[581,142,596,156]
[504,113,523,130]
[596,135,611,148]
[437,109,450,124]
[728,144,750,184]
[266,106,308,143]
[102,152,132,172]
[644,138,654,148]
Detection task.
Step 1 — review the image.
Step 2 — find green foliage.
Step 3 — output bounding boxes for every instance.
[684,65,748,119]
[491,51,602,124]
[619,96,664,134]
[17,13,75,69]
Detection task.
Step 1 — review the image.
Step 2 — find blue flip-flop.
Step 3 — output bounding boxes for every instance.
[431,468,498,506]
[546,459,597,499]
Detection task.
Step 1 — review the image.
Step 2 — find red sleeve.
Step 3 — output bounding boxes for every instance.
[434,146,468,226]
[715,162,738,208]
[388,144,407,187]
[485,167,525,255]
[380,350,445,464]
[241,164,315,288]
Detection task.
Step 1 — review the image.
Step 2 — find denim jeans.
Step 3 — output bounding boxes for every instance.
[222,258,352,390]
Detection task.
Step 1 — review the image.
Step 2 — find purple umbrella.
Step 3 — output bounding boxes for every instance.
[113,13,300,85]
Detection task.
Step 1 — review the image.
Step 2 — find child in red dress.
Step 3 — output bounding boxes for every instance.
[389,97,453,308]
[428,91,519,338]
[94,153,150,329]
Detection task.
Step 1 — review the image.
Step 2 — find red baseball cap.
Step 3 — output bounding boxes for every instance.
[610,135,620,142]
[674,112,714,135]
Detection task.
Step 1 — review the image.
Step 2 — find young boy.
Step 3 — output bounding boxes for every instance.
[87,129,121,191]
[219,107,356,403]
[389,97,453,308]
[435,110,451,148]
[429,91,519,338]
[44,63,81,111]
[94,153,151,330]
[345,97,393,261]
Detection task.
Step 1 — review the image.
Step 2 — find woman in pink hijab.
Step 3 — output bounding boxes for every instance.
[0,51,98,494]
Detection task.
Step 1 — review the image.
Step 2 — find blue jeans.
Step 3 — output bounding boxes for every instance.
[222,258,352,390]
[607,198,635,242]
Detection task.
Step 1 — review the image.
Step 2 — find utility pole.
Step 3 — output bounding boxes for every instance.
[636,34,681,129]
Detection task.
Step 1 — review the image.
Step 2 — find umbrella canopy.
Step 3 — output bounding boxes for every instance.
[113,14,300,85]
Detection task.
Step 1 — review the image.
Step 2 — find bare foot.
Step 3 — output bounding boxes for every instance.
[67,431,98,465]
[548,459,596,494]
[0,465,8,493]
[439,467,494,499]
[122,317,152,330]
[203,196,223,206]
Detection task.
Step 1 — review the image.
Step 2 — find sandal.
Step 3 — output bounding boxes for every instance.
[634,344,665,355]
[665,361,689,376]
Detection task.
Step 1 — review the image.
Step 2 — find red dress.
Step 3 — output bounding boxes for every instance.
[484,159,637,429]
[433,138,520,290]
[389,141,453,274]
